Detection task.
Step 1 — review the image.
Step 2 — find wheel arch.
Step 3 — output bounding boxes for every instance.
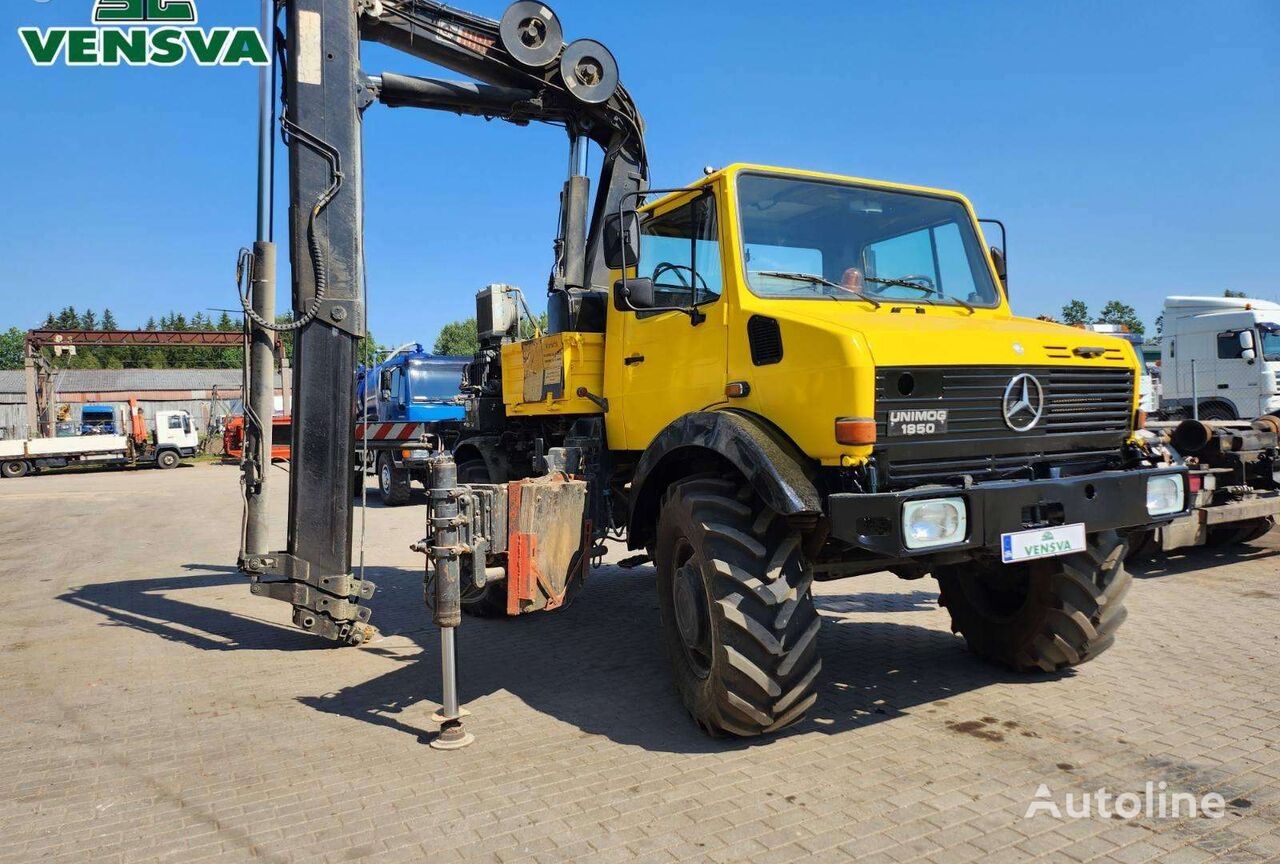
[453,435,510,483]
[627,410,822,550]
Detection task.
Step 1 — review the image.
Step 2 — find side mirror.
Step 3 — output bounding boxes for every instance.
[1242,348,1257,362]
[613,277,655,312]
[603,211,641,270]
[990,246,1007,288]
[1238,330,1256,351]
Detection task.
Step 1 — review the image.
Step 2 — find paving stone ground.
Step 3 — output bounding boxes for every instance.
[0,465,1277,863]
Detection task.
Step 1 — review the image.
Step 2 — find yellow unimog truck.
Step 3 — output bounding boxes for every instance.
[446,164,1189,737]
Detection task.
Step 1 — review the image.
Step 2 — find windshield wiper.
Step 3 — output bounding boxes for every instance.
[865,277,975,313]
[754,271,881,309]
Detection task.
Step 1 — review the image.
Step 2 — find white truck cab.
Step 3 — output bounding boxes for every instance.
[1160,296,1280,420]
[155,409,200,454]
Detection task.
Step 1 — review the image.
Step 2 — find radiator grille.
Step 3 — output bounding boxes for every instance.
[874,365,1134,486]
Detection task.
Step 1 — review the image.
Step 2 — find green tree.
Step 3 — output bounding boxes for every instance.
[101,308,119,331]
[1097,300,1146,336]
[434,318,479,356]
[0,327,25,370]
[1223,289,1247,298]
[1060,299,1090,326]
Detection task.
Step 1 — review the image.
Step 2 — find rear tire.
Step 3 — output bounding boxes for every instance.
[936,531,1131,672]
[1206,516,1275,548]
[156,450,180,470]
[376,453,412,506]
[457,457,509,618]
[655,477,821,737]
[1,460,30,479]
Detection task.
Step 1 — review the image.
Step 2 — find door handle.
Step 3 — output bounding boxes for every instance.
[624,354,646,366]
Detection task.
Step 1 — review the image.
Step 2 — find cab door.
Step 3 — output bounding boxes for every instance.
[616,189,728,450]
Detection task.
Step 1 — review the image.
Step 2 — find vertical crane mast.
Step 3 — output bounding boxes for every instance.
[240,0,647,645]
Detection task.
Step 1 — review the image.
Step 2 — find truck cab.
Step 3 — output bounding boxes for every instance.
[1160,296,1280,420]
[153,409,200,458]
[80,404,120,436]
[358,347,468,424]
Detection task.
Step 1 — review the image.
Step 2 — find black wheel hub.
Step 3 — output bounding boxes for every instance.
[673,561,712,678]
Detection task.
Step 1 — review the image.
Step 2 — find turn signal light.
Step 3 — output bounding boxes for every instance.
[835,417,876,446]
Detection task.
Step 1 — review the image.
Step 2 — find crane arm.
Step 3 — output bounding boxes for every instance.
[239,0,647,644]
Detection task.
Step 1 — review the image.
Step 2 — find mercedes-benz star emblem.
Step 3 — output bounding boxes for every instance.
[1002,373,1044,432]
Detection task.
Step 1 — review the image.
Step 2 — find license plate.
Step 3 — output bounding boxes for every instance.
[1001,523,1086,564]
[887,408,948,437]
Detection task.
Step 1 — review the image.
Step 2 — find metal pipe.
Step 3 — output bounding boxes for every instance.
[427,455,473,750]
[243,0,277,560]
[375,72,537,116]
[244,242,276,557]
[440,628,459,718]
[256,0,274,242]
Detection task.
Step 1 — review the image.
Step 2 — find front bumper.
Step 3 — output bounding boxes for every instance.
[828,467,1189,558]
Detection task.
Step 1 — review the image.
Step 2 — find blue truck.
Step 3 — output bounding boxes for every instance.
[354,346,469,505]
[80,405,120,436]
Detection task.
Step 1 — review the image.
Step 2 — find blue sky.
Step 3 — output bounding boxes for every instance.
[2,0,1276,346]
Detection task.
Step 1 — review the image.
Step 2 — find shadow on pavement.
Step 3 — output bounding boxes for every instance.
[1128,539,1279,580]
[61,561,1045,754]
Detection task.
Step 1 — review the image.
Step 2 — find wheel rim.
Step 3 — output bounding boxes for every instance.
[380,464,391,493]
[671,543,713,679]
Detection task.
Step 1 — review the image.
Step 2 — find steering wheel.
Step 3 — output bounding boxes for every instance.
[899,274,937,292]
[652,262,710,296]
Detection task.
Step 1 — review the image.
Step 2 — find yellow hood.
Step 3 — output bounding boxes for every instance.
[782,304,1136,369]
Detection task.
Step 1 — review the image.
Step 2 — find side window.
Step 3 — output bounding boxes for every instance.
[1217,331,1245,360]
[168,415,183,430]
[389,367,402,401]
[638,193,721,314]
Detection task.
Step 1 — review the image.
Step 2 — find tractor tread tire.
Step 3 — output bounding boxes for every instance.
[937,530,1131,673]
[657,477,821,737]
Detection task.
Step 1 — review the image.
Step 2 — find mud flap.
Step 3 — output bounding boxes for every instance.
[506,475,590,615]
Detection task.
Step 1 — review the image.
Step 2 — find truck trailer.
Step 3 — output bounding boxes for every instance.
[1,401,198,478]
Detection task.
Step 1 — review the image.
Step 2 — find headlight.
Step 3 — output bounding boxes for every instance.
[1146,474,1185,516]
[902,497,967,549]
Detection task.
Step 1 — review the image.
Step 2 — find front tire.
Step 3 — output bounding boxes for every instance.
[376,453,412,506]
[156,450,180,470]
[936,531,1131,672]
[655,477,821,737]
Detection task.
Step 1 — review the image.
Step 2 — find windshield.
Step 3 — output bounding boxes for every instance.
[407,364,462,402]
[1260,324,1280,361]
[736,173,1001,308]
